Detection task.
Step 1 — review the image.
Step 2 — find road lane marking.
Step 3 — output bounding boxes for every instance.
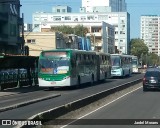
[61,86,142,128]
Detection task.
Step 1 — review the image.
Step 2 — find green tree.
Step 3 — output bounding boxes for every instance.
[51,25,89,36]
[51,25,73,34]
[147,53,159,66]
[74,25,89,36]
[130,38,148,59]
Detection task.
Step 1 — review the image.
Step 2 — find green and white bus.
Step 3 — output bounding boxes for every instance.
[38,49,111,88]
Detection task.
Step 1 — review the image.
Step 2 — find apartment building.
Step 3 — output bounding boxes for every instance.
[24,32,63,56]
[140,15,160,56]
[32,11,129,54]
[24,23,32,32]
[24,31,93,56]
[81,0,127,13]
[52,5,72,13]
[0,0,24,55]
[34,20,115,53]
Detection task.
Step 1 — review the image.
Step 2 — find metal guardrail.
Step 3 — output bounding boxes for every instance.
[19,78,142,128]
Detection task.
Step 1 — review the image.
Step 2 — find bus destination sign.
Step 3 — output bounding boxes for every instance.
[43,52,67,57]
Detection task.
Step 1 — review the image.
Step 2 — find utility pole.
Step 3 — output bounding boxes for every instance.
[94,34,95,51]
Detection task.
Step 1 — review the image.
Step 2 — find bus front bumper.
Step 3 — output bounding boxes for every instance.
[111,69,123,77]
[38,77,71,87]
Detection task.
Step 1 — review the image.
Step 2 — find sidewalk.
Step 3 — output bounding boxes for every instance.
[0,85,42,97]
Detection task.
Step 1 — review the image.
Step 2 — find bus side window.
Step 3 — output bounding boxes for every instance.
[101,56,103,64]
[100,56,102,64]
[88,55,90,60]
[71,56,76,68]
[84,54,86,60]
[104,56,106,64]
[75,54,78,66]
[103,55,105,64]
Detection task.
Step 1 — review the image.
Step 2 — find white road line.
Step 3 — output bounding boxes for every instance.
[60,86,142,128]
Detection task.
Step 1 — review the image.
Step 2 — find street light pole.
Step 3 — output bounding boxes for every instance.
[94,34,95,51]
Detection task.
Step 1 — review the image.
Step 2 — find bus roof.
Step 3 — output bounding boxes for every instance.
[40,49,96,55]
[111,54,132,57]
[41,49,91,52]
[131,55,138,58]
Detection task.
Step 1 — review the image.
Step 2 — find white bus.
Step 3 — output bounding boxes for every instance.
[131,55,139,73]
[38,49,111,89]
[111,54,132,77]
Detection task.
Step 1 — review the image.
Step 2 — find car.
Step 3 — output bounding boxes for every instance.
[143,68,160,91]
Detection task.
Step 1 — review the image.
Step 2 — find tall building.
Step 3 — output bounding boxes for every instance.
[0,0,24,55]
[24,23,32,32]
[81,0,127,13]
[140,15,159,56]
[32,11,130,54]
[52,5,72,13]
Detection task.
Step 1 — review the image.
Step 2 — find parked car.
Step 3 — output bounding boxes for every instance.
[143,68,160,91]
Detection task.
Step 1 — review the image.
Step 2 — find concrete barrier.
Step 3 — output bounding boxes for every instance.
[19,78,142,128]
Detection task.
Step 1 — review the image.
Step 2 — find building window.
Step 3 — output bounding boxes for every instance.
[115,39,118,42]
[98,15,108,20]
[120,31,125,34]
[73,16,78,21]
[120,46,123,49]
[53,16,61,21]
[65,16,71,20]
[34,17,40,21]
[81,16,86,20]
[115,31,118,34]
[57,9,60,12]
[34,24,39,28]
[27,39,36,44]
[10,24,16,36]
[87,15,94,20]
[62,9,65,12]
[92,28,100,32]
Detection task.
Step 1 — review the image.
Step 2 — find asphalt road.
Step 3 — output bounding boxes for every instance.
[0,73,143,128]
[62,85,160,128]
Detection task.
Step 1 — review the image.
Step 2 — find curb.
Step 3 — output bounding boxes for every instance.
[0,94,61,113]
[0,86,41,98]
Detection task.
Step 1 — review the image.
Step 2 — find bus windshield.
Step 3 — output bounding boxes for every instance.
[132,59,138,66]
[39,58,69,74]
[111,56,120,66]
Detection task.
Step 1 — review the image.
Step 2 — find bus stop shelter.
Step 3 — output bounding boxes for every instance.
[0,55,39,90]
